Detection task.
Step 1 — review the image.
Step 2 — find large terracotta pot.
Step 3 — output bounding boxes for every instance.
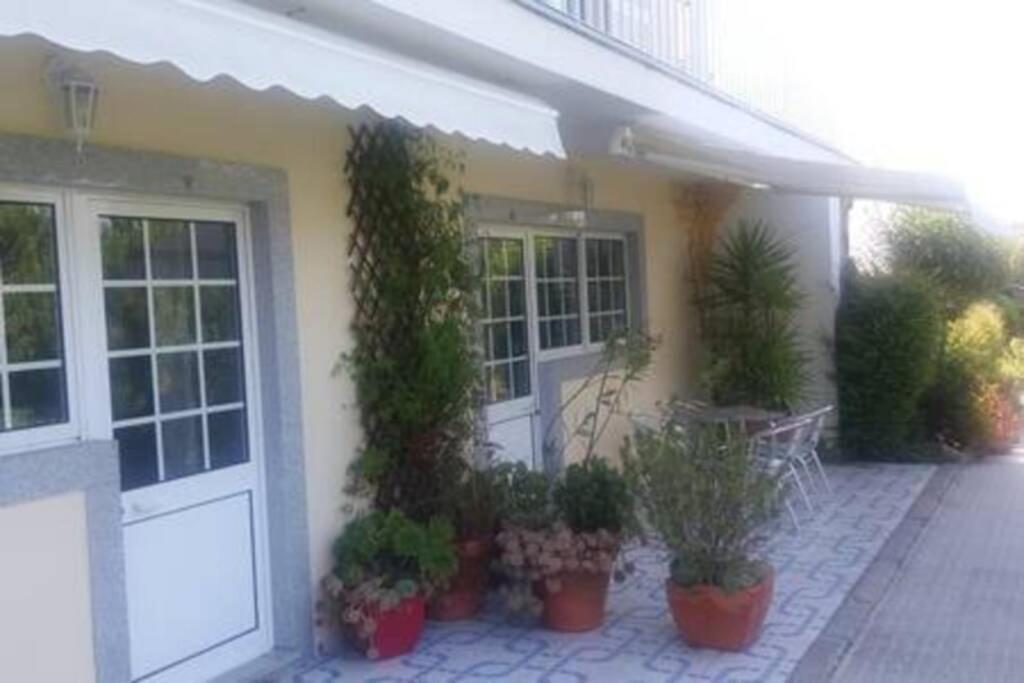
[665,567,774,651]
[538,570,613,632]
[429,538,492,621]
[347,595,426,660]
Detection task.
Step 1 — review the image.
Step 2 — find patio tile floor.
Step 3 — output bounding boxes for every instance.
[297,463,934,683]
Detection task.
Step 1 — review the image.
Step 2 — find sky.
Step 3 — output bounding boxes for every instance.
[725,0,1024,221]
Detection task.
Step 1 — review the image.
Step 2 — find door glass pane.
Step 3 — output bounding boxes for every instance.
[534,236,581,350]
[200,286,240,342]
[105,288,150,350]
[480,236,531,405]
[101,218,145,280]
[149,220,192,280]
[162,416,204,480]
[110,356,155,421]
[153,287,195,346]
[115,423,160,491]
[102,217,250,490]
[157,352,201,413]
[209,410,248,470]
[0,201,68,434]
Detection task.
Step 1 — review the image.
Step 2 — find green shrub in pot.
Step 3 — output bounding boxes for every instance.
[622,409,781,650]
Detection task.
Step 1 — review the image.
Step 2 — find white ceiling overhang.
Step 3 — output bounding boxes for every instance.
[614,121,966,209]
[0,0,566,158]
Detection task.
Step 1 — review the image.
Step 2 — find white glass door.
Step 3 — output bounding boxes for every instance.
[480,233,538,468]
[76,195,272,683]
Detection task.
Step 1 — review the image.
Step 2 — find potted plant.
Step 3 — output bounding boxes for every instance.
[429,464,503,621]
[323,509,457,659]
[622,408,781,651]
[494,332,654,632]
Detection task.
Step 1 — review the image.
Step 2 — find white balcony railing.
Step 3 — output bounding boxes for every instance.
[526,0,836,144]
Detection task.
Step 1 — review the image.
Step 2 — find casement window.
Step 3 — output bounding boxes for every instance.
[480,229,633,406]
[585,237,629,343]
[0,197,75,450]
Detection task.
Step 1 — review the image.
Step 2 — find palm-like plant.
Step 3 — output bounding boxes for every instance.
[703,220,806,410]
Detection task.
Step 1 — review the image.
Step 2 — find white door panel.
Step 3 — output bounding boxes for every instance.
[125,492,258,679]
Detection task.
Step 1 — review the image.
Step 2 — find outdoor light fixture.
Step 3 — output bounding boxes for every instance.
[46,58,99,153]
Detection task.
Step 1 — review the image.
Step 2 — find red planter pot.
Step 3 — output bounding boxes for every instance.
[429,538,493,621]
[538,570,613,632]
[347,595,426,660]
[665,567,774,652]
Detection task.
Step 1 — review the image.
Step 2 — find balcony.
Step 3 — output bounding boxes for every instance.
[520,0,835,145]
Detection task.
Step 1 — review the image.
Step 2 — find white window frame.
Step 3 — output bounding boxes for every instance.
[582,233,632,346]
[531,230,631,362]
[0,184,81,455]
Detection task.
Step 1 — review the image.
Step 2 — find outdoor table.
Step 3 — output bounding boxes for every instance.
[676,404,785,435]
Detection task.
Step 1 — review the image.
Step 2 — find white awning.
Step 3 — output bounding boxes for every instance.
[0,0,565,158]
[612,123,966,208]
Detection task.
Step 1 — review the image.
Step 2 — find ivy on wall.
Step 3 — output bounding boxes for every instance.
[344,121,480,521]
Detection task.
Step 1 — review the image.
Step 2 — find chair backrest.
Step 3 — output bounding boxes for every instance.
[749,416,815,461]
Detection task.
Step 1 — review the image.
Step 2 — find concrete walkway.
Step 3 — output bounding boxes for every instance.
[833,457,1024,682]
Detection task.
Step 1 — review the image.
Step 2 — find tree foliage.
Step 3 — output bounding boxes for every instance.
[702,220,807,410]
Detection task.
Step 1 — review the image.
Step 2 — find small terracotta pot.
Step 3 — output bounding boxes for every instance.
[429,537,493,621]
[538,570,613,632]
[665,567,774,652]
[347,595,426,660]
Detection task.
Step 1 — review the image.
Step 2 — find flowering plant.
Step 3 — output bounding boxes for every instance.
[320,509,456,657]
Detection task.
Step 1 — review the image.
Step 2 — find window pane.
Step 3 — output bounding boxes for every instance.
[566,319,582,346]
[157,352,201,413]
[101,217,145,280]
[487,240,507,277]
[200,286,240,342]
[149,220,192,280]
[550,318,564,348]
[104,288,150,350]
[4,292,60,363]
[204,348,244,406]
[506,241,524,276]
[561,238,578,276]
[611,241,625,276]
[512,360,531,398]
[510,321,527,357]
[209,409,248,469]
[489,280,508,319]
[110,356,154,421]
[586,240,599,275]
[487,364,510,403]
[8,369,66,429]
[153,287,195,346]
[195,222,237,279]
[509,280,525,317]
[162,416,205,480]
[0,203,56,284]
[115,423,159,491]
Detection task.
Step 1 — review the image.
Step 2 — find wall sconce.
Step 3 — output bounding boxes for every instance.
[46,58,99,153]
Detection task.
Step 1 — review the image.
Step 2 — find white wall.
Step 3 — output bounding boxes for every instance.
[718,190,844,410]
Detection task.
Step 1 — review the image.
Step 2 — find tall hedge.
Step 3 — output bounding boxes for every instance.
[836,272,943,458]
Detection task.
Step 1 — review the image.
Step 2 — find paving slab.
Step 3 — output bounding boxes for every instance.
[833,457,1024,683]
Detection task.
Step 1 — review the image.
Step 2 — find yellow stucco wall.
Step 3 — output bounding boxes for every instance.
[0,492,96,683]
[0,37,699,653]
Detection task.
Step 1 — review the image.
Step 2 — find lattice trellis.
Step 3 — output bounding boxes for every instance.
[344,121,480,517]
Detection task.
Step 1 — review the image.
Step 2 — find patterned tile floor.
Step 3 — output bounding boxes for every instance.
[298,464,935,683]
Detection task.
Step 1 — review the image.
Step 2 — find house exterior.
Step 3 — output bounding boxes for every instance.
[0,2,962,682]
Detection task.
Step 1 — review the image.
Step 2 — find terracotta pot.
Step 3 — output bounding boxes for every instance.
[429,537,493,621]
[347,595,426,660]
[538,570,613,632]
[665,567,774,652]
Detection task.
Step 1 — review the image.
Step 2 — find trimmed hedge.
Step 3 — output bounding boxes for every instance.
[836,272,943,458]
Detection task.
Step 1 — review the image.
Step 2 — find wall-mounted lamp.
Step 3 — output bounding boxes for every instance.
[46,58,99,153]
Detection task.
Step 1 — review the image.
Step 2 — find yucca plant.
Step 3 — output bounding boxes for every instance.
[702,220,807,410]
